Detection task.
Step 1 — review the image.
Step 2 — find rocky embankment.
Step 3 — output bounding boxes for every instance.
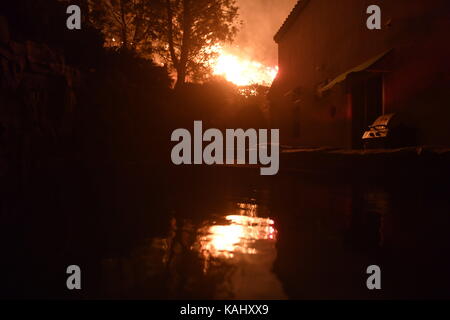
[0,14,79,184]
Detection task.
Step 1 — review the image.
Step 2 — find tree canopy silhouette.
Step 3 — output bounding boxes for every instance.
[88,0,239,87]
[158,0,239,87]
[89,0,162,56]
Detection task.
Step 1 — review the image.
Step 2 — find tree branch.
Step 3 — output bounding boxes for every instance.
[166,0,179,69]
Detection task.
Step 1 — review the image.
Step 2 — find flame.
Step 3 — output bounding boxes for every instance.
[210,46,278,86]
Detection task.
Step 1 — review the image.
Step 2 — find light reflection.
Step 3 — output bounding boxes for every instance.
[195,203,277,266]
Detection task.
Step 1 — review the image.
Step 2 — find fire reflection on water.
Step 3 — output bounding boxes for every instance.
[194,202,277,272]
[100,201,285,299]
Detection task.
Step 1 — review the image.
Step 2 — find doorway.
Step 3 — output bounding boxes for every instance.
[349,72,383,149]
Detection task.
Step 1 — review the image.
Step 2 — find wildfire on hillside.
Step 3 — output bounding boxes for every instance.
[209,45,278,87]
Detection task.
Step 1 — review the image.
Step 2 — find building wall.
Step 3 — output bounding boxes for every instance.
[270,0,450,148]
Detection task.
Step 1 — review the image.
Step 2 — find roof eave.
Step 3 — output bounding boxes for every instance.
[274,0,310,43]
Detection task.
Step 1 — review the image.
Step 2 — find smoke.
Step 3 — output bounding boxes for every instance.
[230,0,298,66]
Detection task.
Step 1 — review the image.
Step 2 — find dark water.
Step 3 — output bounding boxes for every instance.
[96,166,450,300]
[2,164,450,299]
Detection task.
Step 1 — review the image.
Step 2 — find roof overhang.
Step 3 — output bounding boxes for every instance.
[317,49,393,95]
[274,0,310,43]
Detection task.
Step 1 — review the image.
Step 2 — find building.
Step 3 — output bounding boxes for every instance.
[268,0,450,148]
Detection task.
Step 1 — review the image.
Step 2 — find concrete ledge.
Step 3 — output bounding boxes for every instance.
[281,146,450,179]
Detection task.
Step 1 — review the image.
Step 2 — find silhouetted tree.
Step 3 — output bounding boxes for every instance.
[89,0,162,55]
[158,0,239,87]
[88,0,239,87]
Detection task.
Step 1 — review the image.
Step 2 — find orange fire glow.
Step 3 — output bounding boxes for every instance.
[210,46,278,86]
[197,213,277,260]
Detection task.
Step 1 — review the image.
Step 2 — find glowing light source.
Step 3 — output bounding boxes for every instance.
[210,46,278,86]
